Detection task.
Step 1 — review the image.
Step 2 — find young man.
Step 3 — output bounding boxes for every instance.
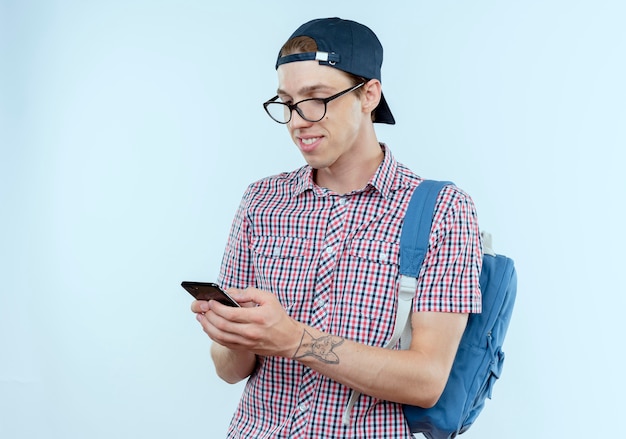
[191,17,482,438]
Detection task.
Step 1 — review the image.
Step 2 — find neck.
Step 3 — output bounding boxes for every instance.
[315,139,384,195]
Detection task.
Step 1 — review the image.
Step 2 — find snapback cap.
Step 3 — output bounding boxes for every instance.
[275,17,395,125]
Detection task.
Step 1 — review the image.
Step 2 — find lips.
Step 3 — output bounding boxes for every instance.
[298,136,322,153]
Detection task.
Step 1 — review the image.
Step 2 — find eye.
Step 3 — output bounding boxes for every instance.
[277,95,292,105]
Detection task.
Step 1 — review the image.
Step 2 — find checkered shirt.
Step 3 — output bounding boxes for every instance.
[217,145,482,438]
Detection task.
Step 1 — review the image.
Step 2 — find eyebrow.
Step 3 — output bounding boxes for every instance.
[276,84,335,98]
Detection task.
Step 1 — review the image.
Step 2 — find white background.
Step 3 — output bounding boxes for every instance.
[1,1,624,438]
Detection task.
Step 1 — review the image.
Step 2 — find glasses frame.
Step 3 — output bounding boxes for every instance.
[263,82,366,124]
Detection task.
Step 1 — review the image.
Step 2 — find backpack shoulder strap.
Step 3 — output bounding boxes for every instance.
[393,180,453,349]
[400,180,453,277]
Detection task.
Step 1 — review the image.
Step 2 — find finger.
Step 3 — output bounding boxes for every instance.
[190,300,210,313]
[225,287,257,306]
[228,287,271,306]
[207,299,251,324]
[197,310,251,348]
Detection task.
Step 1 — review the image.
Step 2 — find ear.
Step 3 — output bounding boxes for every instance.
[361,79,382,115]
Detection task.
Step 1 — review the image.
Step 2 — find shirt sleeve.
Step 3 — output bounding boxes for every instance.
[217,185,255,289]
[413,184,483,313]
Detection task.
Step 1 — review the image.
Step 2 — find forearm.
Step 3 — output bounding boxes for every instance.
[292,312,467,407]
[210,342,257,384]
[292,326,440,406]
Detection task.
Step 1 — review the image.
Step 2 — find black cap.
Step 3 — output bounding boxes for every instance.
[276,18,395,125]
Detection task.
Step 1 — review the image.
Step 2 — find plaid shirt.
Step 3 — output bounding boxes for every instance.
[218,145,482,438]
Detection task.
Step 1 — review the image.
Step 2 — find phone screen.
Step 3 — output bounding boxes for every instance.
[181,281,240,307]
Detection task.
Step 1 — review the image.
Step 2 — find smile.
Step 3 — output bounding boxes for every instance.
[301,137,321,145]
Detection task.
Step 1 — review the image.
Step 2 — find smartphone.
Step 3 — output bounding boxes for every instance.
[181,281,240,307]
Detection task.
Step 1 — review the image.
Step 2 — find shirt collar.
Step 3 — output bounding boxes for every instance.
[292,144,402,199]
[293,166,317,196]
[368,143,401,199]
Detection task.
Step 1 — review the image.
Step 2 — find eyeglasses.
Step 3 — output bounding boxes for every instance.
[263,82,365,124]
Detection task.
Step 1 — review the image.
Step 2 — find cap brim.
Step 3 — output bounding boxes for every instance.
[374,92,395,124]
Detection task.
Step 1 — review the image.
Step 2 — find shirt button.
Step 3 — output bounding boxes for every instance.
[338,197,347,206]
[299,403,308,412]
[380,252,388,261]
[325,246,334,255]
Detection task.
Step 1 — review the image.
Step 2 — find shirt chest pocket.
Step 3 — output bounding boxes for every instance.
[252,235,310,259]
[250,236,312,301]
[347,239,400,266]
[339,239,401,345]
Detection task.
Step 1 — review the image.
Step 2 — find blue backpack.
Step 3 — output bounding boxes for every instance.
[398,180,517,438]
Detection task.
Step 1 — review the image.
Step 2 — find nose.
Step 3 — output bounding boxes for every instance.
[288,107,313,130]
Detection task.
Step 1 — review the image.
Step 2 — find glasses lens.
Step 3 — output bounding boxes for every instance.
[265,102,290,123]
[296,99,326,122]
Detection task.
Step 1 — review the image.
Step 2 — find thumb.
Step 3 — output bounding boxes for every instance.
[227,287,264,306]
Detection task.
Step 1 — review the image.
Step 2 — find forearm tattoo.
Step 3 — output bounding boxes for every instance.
[293,330,345,364]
